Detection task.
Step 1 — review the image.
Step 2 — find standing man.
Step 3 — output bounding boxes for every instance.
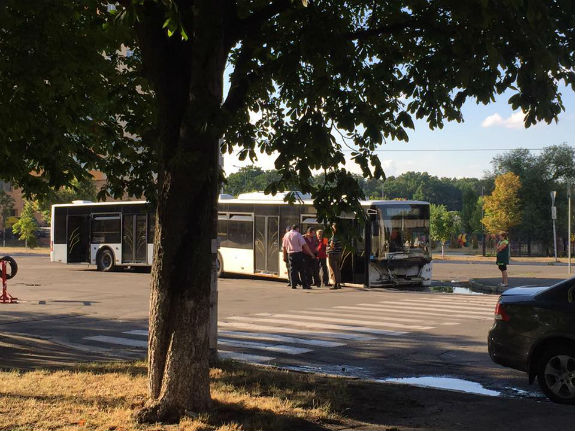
[282,224,315,289]
[316,229,330,287]
[282,225,293,287]
[304,227,320,287]
[496,231,510,287]
[328,223,343,289]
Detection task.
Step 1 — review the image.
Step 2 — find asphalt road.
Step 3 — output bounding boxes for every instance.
[0,257,573,409]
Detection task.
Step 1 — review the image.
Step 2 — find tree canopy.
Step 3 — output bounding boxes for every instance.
[482,172,522,234]
[487,144,575,246]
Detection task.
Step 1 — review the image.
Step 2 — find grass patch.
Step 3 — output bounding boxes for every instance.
[0,360,368,431]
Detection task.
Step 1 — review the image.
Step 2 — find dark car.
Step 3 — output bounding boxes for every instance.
[488,277,575,404]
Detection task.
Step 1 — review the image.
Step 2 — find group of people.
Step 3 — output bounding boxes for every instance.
[282,224,342,290]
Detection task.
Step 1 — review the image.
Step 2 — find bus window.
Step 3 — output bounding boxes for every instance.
[91,214,121,243]
[222,214,253,249]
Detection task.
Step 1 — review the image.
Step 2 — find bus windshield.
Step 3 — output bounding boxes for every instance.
[371,203,430,259]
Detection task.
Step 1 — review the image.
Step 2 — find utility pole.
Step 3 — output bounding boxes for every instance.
[551,190,558,262]
[568,184,572,274]
[481,186,486,257]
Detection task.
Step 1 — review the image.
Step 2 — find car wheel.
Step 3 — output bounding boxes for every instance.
[537,344,575,405]
[97,249,115,272]
[216,253,223,278]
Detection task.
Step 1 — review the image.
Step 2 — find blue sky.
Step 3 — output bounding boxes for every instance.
[223,83,574,180]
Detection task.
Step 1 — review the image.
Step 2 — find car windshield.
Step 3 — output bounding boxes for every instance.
[371,204,431,259]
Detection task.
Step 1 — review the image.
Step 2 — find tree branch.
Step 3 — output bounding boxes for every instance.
[227,0,292,46]
[345,18,425,41]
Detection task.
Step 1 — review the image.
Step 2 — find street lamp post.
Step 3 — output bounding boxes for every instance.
[568,184,572,274]
[551,191,558,262]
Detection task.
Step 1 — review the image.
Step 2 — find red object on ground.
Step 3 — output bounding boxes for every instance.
[0,259,18,304]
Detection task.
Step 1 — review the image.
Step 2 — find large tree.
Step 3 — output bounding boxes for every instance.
[1,0,574,423]
[482,172,522,234]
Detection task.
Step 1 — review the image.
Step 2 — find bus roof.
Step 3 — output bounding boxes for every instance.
[52,195,429,208]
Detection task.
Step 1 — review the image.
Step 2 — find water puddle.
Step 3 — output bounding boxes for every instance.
[377,376,500,397]
[430,284,487,295]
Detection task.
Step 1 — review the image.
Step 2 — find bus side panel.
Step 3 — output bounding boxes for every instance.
[219,247,253,274]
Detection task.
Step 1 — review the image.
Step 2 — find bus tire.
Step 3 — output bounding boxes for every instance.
[97,248,116,272]
[0,256,18,280]
[216,252,223,278]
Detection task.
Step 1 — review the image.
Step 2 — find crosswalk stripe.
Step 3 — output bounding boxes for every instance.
[218,321,378,340]
[300,309,449,325]
[123,329,148,336]
[333,305,492,320]
[391,300,495,315]
[218,338,312,355]
[253,313,433,330]
[218,330,345,347]
[218,350,275,363]
[371,302,493,316]
[84,335,147,348]
[226,316,409,336]
[427,294,499,305]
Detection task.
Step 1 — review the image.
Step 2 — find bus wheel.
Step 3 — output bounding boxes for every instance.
[216,253,223,278]
[97,249,115,272]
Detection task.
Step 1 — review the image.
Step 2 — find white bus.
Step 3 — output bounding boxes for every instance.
[51,194,432,286]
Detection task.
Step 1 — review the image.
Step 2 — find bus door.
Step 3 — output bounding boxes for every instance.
[254,215,279,275]
[122,214,148,263]
[67,215,90,263]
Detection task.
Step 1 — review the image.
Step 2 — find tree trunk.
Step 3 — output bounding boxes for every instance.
[134,2,227,423]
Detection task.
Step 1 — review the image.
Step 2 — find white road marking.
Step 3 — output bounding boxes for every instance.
[226,316,409,336]
[363,302,493,317]
[397,297,498,307]
[218,330,345,347]
[218,350,275,363]
[84,335,147,348]
[123,329,148,336]
[300,309,445,325]
[218,338,312,355]
[218,321,378,340]
[333,305,492,320]
[253,313,433,330]
[123,328,346,347]
[391,300,495,315]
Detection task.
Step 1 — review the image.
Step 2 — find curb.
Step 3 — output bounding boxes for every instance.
[469,279,505,294]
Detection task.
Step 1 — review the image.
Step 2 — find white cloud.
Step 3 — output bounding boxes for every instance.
[481,111,525,129]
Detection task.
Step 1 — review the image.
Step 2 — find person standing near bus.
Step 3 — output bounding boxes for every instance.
[304,227,320,287]
[282,225,315,289]
[282,226,294,287]
[316,229,330,287]
[327,223,343,289]
[496,231,510,287]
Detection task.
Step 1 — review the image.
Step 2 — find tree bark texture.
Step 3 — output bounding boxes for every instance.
[134,1,228,423]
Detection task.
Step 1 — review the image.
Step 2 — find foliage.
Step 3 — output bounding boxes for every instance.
[223,166,282,196]
[0,0,155,200]
[36,178,97,224]
[488,144,575,245]
[482,172,522,234]
[0,190,14,228]
[11,200,39,248]
[430,204,460,245]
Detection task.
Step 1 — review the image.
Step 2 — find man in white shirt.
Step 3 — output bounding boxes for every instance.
[282,224,315,289]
